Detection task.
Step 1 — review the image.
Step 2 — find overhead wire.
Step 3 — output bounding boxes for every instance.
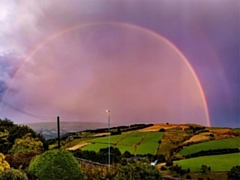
[0,99,56,121]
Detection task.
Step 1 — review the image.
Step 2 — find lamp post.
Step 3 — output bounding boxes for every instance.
[106,110,110,169]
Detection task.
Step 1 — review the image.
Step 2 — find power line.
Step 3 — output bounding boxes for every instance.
[0,99,56,121]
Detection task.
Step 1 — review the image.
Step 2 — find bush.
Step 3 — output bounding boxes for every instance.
[114,162,163,180]
[0,153,10,172]
[5,152,38,170]
[166,160,173,166]
[29,149,83,180]
[227,165,240,180]
[159,128,165,132]
[0,168,28,180]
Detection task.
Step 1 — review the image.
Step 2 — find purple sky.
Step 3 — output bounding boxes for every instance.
[0,0,239,127]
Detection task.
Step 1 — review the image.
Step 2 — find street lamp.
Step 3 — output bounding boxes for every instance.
[106,110,110,168]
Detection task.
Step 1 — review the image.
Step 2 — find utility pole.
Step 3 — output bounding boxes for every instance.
[57,116,60,148]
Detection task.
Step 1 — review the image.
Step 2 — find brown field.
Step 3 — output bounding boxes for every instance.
[182,132,213,145]
[138,124,189,132]
[93,132,109,137]
[209,128,240,139]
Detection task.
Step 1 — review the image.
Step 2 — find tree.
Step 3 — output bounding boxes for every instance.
[227,166,240,180]
[29,149,83,180]
[0,153,10,172]
[9,133,44,155]
[0,118,48,153]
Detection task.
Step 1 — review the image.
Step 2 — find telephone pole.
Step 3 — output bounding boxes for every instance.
[57,116,60,148]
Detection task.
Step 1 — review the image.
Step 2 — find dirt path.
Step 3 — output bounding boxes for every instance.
[133,135,147,155]
[67,142,90,151]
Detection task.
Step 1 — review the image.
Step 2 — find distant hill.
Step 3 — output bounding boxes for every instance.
[23,121,110,139]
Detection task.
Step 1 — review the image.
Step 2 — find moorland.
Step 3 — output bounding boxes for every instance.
[0,118,239,180]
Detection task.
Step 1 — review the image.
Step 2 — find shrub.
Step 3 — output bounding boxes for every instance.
[29,149,83,180]
[5,152,38,170]
[160,166,167,171]
[0,168,28,180]
[227,165,240,180]
[0,153,10,172]
[166,160,173,166]
[159,128,165,132]
[114,161,163,180]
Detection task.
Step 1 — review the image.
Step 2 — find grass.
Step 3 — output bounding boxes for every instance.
[80,132,164,155]
[81,143,109,151]
[174,153,240,172]
[234,128,240,133]
[136,132,163,154]
[180,137,240,156]
[88,134,126,144]
[115,144,135,154]
[118,133,144,145]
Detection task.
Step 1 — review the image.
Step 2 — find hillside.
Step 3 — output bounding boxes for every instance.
[24,121,109,139]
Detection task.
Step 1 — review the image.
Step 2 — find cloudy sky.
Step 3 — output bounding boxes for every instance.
[0,0,239,127]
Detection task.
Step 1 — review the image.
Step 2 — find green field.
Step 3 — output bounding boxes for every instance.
[119,133,145,145]
[235,128,240,133]
[180,138,240,156]
[174,153,240,172]
[81,143,109,151]
[88,134,126,144]
[136,132,163,154]
[81,132,163,154]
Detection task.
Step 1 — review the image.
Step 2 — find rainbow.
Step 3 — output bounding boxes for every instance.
[5,21,211,126]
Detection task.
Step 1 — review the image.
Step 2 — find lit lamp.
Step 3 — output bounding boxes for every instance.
[106,110,110,168]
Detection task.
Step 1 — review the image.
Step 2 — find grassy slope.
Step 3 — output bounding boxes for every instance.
[88,134,126,144]
[174,153,240,172]
[136,132,163,155]
[180,137,240,156]
[82,132,164,154]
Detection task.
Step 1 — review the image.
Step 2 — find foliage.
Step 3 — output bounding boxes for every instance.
[0,168,28,180]
[9,133,44,155]
[0,153,10,172]
[227,166,240,180]
[84,124,153,134]
[80,161,161,180]
[201,164,211,174]
[166,159,173,166]
[73,147,122,164]
[184,148,239,158]
[113,161,163,180]
[169,164,190,175]
[0,118,48,154]
[5,152,38,170]
[29,149,83,180]
[159,128,165,132]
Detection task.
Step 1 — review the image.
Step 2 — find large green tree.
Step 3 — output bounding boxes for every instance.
[0,118,48,153]
[29,149,83,180]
